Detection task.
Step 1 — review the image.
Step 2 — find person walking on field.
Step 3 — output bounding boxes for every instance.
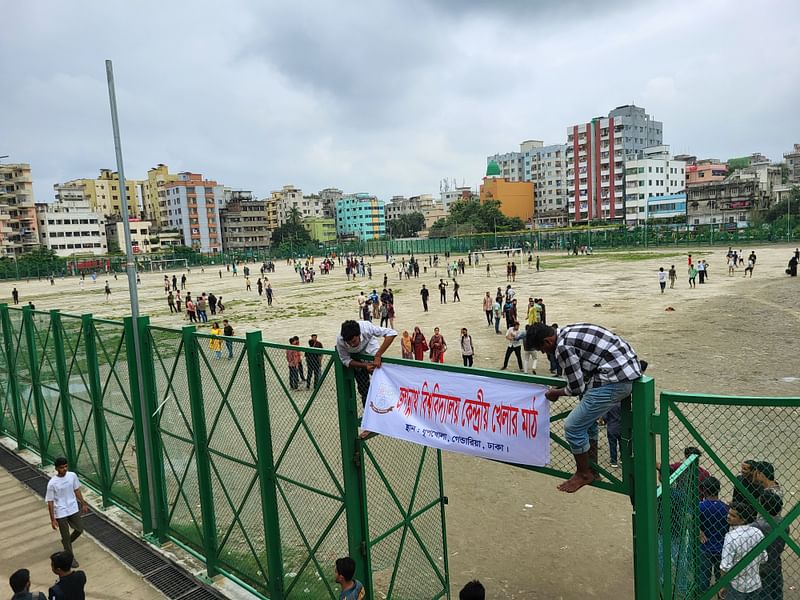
[429,327,447,363]
[223,319,234,359]
[668,265,677,289]
[452,279,460,302]
[401,330,413,359]
[482,292,493,326]
[104,280,111,302]
[500,321,523,371]
[658,267,667,293]
[306,334,323,390]
[46,457,89,568]
[688,264,698,288]
[167,291,176,313]
[420,284,430,312]
[460,328,474,367]
[286,337,302,390]
[527,322,644,493]
[266,282,274,305]
[412,326,428,361]
[438,279,448,304]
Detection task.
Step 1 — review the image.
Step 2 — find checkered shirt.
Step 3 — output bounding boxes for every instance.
[555,323,642,396]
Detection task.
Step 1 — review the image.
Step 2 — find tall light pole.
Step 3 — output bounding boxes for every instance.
[105,59,157,534]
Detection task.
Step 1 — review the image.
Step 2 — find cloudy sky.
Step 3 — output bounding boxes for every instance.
[2,0,799,204]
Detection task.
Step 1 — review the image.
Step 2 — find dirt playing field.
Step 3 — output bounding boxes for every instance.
[3,244,798,599]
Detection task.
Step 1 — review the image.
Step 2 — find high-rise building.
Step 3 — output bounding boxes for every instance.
[676,156,728,186]
[105,218,153,254]
[220,191,271,252]
[486,150,524,182]
[56,169,143,219]
[480,162,535,223]
[302,217,337,242]
[335,194,385,240]
[0,163,38,255]
[440,186,476,212]
[143,164,178,229]
[623,146,687,226]
[318,188,343,218]
[266,185,326,230]
[783,144,800,184]
[566,105,663,224]
[163,172,225,253]
[36,185,106,257]
[521,141,569,228]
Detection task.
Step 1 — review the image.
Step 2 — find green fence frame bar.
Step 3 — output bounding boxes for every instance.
[245,330,285,599]
[23,306,48,460]
[122,316,154,537]
[182,325,219,577]
[50,310,77,467]
[82,313,112,505]
[630,376,659,600]
[0,304,24,443]
[658,391,674,600]
[334,357,370,590]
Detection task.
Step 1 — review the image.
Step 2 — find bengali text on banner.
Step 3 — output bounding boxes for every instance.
[362,363,550,466]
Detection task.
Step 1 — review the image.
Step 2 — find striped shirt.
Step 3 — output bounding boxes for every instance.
[720,525,767,592]
[555,324,642,396]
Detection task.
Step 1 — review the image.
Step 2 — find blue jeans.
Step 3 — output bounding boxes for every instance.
[564,382,633,454]
[494,316,501,333]
[607,432,621,463]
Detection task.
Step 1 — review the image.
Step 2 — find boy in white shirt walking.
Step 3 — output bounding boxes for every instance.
[45,457,89,568]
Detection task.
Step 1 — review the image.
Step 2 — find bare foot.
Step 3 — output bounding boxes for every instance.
[557,471,596,493]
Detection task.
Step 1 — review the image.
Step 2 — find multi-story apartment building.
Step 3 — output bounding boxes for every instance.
[623,146,687,226]
[522,141,569,228]
[302,217,337,243]
[318,188,343,218]
[783,144,800,184]
[220,191,271,252]
[143,164,178,230]
[105,218,153,254]
[266,185,326,228]
[163,172,225,253]
[0,163,38,255]
[486,149,525,182]
[36,186,106,257]
[57,169,143,219]
[335,194,386,240]
[440,186,476,212]
[676,156,728,186]
[686,159,781,229]
[566,105,663,224]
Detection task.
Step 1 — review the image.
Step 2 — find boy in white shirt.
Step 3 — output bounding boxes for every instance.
[720,501,768,599]
[45,457,89,568]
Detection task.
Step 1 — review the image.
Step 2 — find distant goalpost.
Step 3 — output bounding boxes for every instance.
[147,258,189,272]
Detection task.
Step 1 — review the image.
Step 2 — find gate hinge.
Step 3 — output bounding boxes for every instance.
[441,496,448,506]
[353,447,361,469]
[360,541,367,556]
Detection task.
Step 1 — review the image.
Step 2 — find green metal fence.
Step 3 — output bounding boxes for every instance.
[1,302,796,599]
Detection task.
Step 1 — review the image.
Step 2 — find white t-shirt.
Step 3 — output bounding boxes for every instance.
[658,271,667,283]
[45,472,80,518]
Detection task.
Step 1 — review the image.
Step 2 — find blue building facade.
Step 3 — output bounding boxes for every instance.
[335,193,386,241]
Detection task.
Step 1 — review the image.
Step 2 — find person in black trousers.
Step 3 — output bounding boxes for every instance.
[420,284,429,312]
[500,322,523,371]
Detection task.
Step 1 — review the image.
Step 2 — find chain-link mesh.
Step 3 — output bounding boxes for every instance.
[8,309,38,449]
[196,333,271,594]
[663,397,799,600]
[0,311,13,436]
[93,320,140,513]
[59,314,101,488]
[362,436,448,600]
[32,311,67,461]
[262,344,347,599]
[148,326,204,551]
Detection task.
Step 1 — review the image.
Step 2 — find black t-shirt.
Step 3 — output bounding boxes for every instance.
[48,570,86,600]
[420,288,429,299]
[223,325,234,336]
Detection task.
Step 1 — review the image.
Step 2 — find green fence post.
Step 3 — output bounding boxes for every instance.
[245,331,285,599]
[50,310,77,467]
[82,314,112,506]
[123,316,155,537]
[0,304,24,443]
[182,325,219,577]
[334,357,370,591]
[23,306,48,461]
[630,376,659,600]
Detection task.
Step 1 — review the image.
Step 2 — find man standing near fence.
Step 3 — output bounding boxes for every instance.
[528,323,644,493]
[336,320,397,406]
[45,457,89,568]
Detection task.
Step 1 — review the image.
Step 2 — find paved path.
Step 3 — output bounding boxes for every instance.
[0,467,165,600]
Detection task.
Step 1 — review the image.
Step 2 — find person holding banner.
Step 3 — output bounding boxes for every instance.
[528,322,643,493]
[336,320,397,405]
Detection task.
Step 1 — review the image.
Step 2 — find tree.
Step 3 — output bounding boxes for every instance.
[387,212,426,237]
[271,221,311,246]
[430,198,525,236]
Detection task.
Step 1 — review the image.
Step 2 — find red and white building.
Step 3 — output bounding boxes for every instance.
[566,105,663,225]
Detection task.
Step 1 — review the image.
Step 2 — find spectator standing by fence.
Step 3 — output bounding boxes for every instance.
[286,337,302,390]
[223,319,234,359]
[429,327,446,363]
[460,328,474,367]
[306,334,323,390]
[412,326,427,361]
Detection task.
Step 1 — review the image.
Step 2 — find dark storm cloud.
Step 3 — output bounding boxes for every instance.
[1,0,798,204]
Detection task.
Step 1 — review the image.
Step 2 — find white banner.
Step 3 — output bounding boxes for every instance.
[362,363,550,466]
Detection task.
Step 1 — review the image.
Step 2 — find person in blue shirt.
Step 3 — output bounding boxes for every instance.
[699,476,729,592]
[335,557,364,600]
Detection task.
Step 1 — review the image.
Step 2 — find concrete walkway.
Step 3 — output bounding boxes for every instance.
[0,468,165,600]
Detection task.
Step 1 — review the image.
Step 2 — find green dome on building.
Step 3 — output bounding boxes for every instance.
[486,160,501,177]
